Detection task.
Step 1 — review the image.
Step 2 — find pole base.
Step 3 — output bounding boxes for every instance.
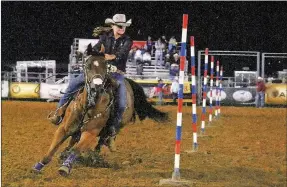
[198,131,208,137]
[159,178,192,186]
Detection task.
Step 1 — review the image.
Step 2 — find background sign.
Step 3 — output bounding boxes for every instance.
[265,83,287,105]
[9,83,40,98]
[40,83,68,99]
[1,81,9,97]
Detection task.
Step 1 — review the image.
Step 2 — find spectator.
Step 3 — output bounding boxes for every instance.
[170,76,179,103]
[155,38,165,68]
[164,53,171,69]
[128,46,137,62]
[145,36,154,55]
[255,77,266,108]
[170,64,179,80]
[142,51,152,66]
[172,53,180,65]
[161,35,168,57]
[140,45,146,55]
[168,36,177,54]
[156,78,166,105]
[134,47,143,65]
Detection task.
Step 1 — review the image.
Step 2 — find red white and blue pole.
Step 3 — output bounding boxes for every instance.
[208,56,214,124]
[172,14,188,180]
[190,36,198,151]
[218,65,223,117]
[200,48,208,134]
[215,60,220,118]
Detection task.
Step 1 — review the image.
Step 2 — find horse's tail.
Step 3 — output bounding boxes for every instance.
[125,78,168,122]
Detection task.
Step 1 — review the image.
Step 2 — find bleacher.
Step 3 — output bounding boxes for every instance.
[125,64,170,80]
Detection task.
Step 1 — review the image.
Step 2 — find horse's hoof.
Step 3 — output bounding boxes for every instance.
[58,165,70,177]
[33,162,45,172]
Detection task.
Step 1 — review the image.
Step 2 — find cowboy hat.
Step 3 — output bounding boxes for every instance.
[258,76,263,80]
[105,14,132,27]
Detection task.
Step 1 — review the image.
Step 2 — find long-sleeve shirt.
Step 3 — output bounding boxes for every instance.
[91,34,133,72]
[256,81,266,92]
[155,41,165,51]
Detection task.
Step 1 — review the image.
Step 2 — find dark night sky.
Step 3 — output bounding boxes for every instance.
[1,1,287,76]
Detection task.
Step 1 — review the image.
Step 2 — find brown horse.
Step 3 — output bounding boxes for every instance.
[33,53,168,176]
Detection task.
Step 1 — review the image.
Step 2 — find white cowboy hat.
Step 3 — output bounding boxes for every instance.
[105,14,132,27]
[258,76,263,80]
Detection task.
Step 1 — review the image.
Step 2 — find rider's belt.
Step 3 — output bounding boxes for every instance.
[116,70,125,75]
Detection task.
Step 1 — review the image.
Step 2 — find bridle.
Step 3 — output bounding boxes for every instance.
[83,55,109,108]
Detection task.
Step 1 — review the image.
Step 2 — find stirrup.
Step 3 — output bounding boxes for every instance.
[48,114,63,126]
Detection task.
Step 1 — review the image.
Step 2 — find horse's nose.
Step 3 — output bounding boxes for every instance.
[91,78,103,89]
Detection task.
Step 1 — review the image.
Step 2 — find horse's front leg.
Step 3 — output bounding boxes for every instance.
[33,126,70,172]
[59,131,81,160]
[58,128,101,176]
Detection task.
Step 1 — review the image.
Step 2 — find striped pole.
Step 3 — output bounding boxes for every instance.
[200,48,208,135]
[160,14,191,186]
[208,56,214,124]
[172,14,188,180]
[215,60,220,118]
[190,36,197,151]
[218,65,223,116]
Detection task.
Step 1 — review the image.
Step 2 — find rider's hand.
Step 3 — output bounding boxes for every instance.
[105,54,116,61]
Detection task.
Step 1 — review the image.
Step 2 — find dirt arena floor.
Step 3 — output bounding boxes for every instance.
[1,100,286,187]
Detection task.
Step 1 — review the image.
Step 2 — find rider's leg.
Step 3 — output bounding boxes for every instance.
[49,73,85,125]
[108,73,126,151]
[109,73,126,135]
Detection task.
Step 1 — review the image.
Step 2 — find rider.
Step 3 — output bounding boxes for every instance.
[49,14,133,150]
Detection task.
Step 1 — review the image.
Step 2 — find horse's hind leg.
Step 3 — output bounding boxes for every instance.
[34,126,69,171]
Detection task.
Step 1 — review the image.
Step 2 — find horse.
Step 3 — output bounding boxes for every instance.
[33,53,169,176]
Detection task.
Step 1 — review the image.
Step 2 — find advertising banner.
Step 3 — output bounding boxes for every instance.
[132,41,146,48]
[265,84,287,105]
[40,83,68,99]
[206,87,256,105]
[1,81,9,97]
[10,83,40,98]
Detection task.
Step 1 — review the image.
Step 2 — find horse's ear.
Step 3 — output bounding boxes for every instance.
[100,44,105,53]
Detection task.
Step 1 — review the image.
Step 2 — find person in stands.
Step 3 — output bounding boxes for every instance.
[170,76,179,103]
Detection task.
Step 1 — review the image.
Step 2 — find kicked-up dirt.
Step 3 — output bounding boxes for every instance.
[1,101,286,187]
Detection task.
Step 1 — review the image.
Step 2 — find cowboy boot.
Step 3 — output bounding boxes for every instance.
[106,121,120,152]
[48,115,63,126]
[48,103,69,125]
[107,135,117,152]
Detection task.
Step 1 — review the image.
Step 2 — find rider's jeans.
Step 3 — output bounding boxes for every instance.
[111,73,127,129]
[58,73,85,107]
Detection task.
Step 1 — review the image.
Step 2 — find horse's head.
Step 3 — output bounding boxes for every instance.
[82,53,110,108]
[84,54,108,92]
